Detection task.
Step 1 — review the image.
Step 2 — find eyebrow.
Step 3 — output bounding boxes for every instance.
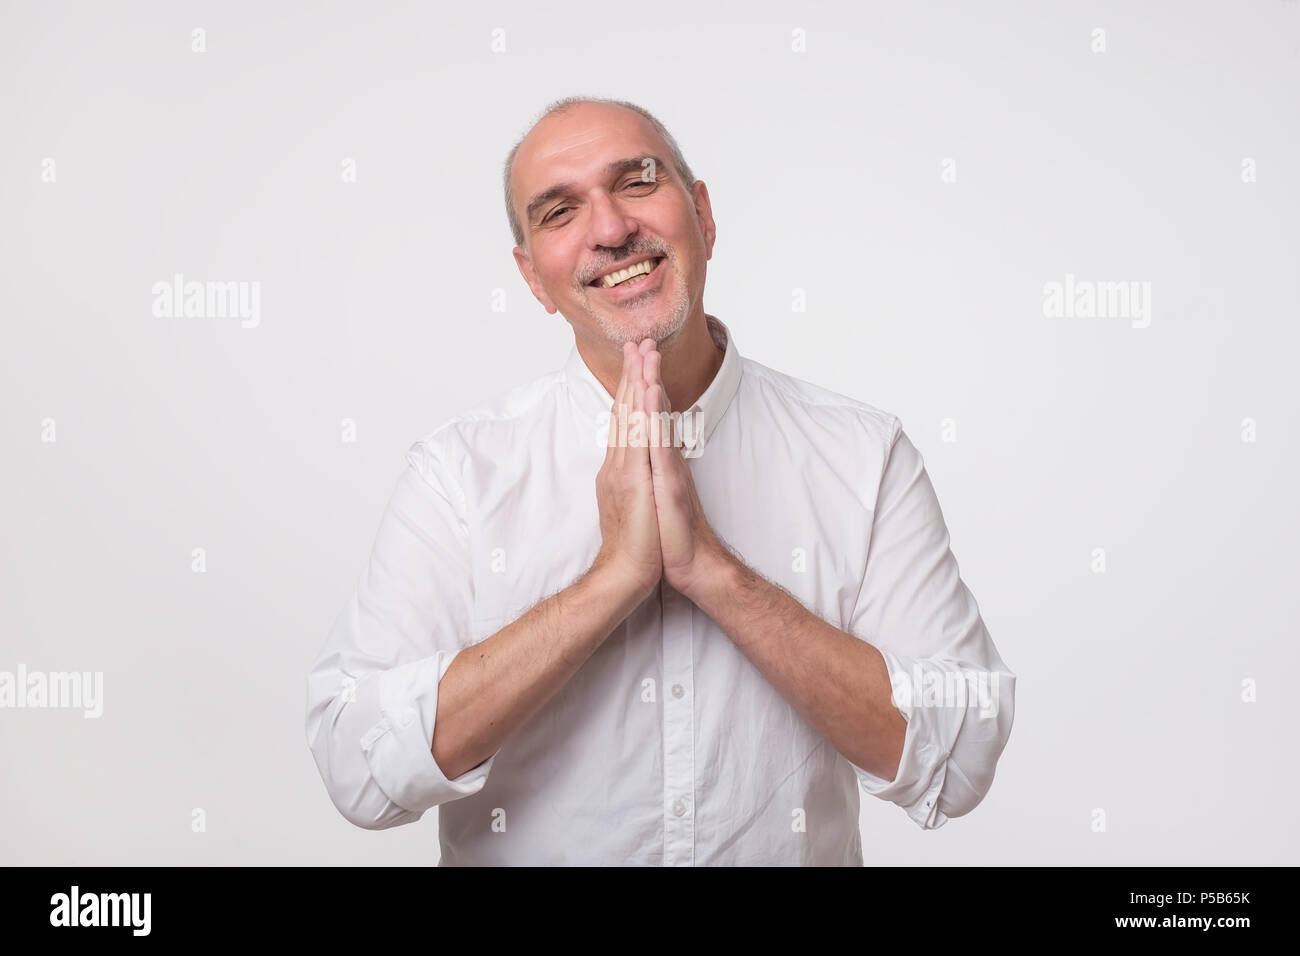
[524,155,667,225]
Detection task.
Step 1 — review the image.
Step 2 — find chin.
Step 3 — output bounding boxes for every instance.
[597,312,680,347]
[590,295,690,346]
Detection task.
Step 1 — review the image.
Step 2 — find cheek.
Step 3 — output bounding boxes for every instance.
[538,260,576,293]
[549,251,584,291]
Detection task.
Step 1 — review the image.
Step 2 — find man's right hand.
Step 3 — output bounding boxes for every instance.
[593,339,662,603]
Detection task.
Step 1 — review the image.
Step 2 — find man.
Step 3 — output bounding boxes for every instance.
[305,96,1015,865]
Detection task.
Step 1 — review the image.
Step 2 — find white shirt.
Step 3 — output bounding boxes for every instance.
[305,315,1015,865]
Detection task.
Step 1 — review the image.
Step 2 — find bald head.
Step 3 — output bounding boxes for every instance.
[503,97,696,250]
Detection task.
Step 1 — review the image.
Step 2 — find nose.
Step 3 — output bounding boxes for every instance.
[586,188,638,252]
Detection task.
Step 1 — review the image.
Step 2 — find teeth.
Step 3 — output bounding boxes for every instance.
[599,258,658,288]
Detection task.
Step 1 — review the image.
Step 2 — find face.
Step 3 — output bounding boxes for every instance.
[510,103,716,348]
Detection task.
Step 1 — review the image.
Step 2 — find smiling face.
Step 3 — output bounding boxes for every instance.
[509,102,716,349]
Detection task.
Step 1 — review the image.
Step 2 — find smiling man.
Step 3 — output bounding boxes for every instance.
[305,95,1016,866]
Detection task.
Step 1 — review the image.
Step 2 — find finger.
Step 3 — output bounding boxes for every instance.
[644,349,670,413]
[632,378,646,448]
[644,349,661,388]
[644,349,663,398]
[646,382,675,478]
[639,337,655,355]
[605,394,620,462]
[642,351,666,448]
[611,341,634,466]
[645,379,662,449]
[630,338,645,382]
[647,349,676,448]
[614,340,633,408]
[632,348,656,469]
[629,349,646,452]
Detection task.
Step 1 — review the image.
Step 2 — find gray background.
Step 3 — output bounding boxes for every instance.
[1,0,1296,865]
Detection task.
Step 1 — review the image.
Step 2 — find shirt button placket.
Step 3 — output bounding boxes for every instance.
[661,584,695,866]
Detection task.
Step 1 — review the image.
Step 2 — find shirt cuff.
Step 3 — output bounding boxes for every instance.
[850,648,951,830]
[360,648,497,814]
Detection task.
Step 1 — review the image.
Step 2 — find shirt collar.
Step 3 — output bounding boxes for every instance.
[561,314,743,455]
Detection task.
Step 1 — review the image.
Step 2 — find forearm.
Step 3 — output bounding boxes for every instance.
[431,559,647,780]
[686,550,907,781]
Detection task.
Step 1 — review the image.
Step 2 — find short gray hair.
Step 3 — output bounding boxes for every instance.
[503,96,697,249]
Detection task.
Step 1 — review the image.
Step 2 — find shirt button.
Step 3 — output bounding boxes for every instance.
[671,683,685,699]
[673,800,687,817]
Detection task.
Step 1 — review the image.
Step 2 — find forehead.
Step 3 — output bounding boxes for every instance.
[513,104,665,203]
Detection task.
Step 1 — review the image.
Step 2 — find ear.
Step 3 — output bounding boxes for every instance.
[513,245,559,314]
[690,180,717,262]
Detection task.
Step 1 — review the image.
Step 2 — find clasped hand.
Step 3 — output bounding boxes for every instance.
[594,339,725,602]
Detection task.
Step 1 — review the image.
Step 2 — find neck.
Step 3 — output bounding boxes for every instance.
[579,312,724,412]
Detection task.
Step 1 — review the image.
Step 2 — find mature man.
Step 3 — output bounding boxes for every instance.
[306,96,1015,865]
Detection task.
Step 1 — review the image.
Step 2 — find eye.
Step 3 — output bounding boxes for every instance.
[542,206,572,224]
[624,177,656,190]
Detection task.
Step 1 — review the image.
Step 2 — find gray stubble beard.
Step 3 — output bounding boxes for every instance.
[583,251,692,348]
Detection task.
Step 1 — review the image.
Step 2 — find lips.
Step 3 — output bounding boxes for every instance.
[588,256,665,288]
[589,256,666,299]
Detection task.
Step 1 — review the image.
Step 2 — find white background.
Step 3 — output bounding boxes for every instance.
[1,0,1296,864]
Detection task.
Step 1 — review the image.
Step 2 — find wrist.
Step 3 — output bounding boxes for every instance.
[676,537,739,610]
[588,552,660,609]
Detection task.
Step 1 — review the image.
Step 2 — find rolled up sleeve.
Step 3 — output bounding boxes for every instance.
[846,420,1016,829]
[305,431,497,830]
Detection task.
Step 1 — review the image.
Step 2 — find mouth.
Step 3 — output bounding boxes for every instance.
[588,256,666,298]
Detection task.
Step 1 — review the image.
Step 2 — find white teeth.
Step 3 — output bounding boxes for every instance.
[598,258,658,288]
